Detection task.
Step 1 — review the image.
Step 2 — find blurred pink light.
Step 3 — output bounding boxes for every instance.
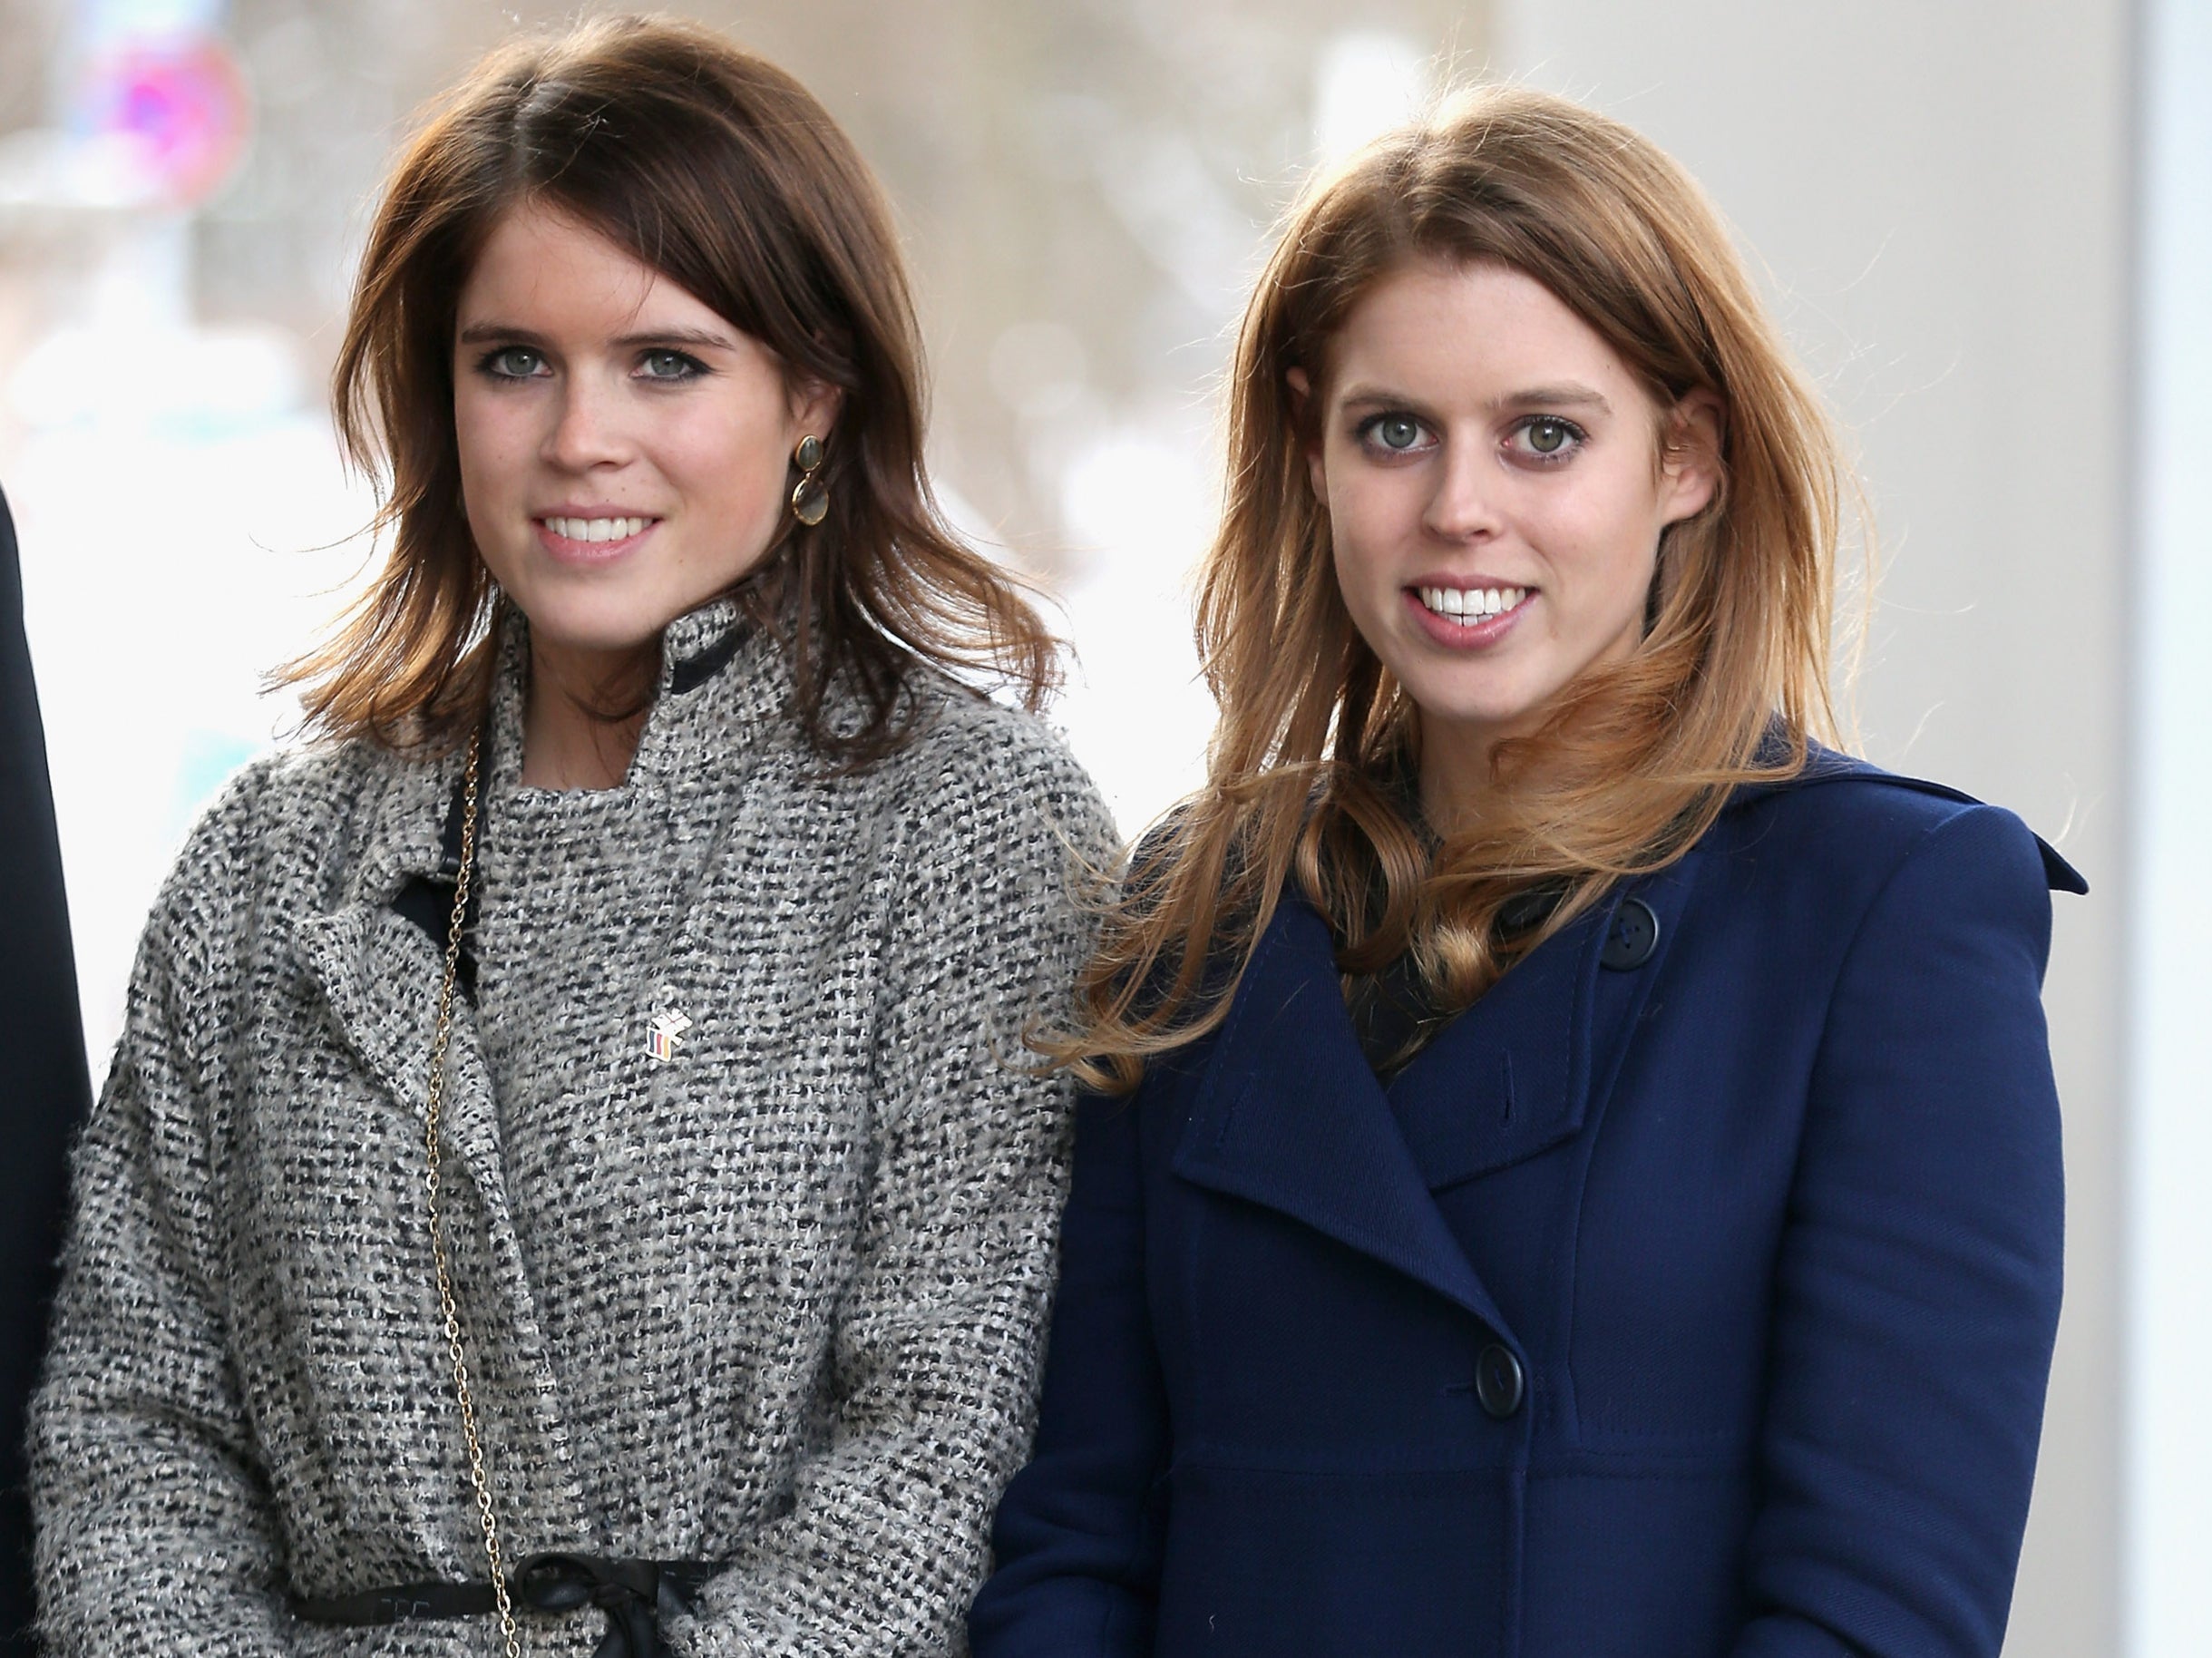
[82,39,251,208]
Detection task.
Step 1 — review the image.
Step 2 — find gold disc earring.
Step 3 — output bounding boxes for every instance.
[790,434,828,527]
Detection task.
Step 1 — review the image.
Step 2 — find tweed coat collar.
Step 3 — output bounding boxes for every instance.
[276,597,800,1221]
[342,595,795,902]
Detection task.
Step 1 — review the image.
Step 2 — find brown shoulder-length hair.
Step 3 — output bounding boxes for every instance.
[1063,83,1850,1090]
[282,13,1055,759]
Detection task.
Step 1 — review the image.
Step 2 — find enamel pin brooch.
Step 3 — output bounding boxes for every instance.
[646,1008,692,1065]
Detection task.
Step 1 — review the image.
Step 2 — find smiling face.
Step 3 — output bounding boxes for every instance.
[1301,258,1718,819]
[452,202,836,688]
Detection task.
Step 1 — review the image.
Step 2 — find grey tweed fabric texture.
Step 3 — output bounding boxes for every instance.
[30,599,1115,1657]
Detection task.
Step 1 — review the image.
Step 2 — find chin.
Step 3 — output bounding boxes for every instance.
[1399,675,1542,736]
[515,599,676,661]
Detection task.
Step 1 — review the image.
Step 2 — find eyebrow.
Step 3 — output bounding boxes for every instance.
[1496,382,1613,414]
[1335,381,1615,416]
[455,322,741,352]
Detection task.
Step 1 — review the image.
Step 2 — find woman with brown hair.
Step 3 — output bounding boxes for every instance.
[971,86,2080,1657]
[31,16,1107,1657]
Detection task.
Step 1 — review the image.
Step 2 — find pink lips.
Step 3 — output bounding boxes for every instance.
[1403,585,1535,649]
[532,516,658,565]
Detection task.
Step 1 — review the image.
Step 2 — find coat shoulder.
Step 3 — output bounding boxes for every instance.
[1722,747,2086,895]
[889,675,1118,864]
[146,743,355,917]
[136,740,411,982]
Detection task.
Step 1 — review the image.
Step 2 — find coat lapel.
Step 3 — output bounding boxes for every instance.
[278,751,512,1204]
[1382,865,1693,1192]
[1386,893,1604,1191]
[1170,900,1510,1333]
[1171,863,1700,1325]
[287,904,510,1181]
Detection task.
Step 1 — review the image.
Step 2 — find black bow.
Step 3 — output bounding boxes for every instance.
[514,1554,714,1658]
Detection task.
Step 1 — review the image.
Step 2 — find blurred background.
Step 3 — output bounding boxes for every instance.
[0,1,2202,1653]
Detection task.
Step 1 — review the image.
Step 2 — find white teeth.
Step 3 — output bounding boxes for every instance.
[1417,585,1529,623]
[546,515,648,542]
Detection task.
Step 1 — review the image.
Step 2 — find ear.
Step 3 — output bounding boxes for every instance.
[789,377,843,445]
[1285,367,1326,498]
[1657,389,1724,526]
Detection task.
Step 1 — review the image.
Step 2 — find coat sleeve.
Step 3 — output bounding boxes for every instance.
[668,723,1116,1658]
[0,483,94,1655]
[964,1073,1175,1658]
[1732,804,2067,1658]
[30,785,298,1655]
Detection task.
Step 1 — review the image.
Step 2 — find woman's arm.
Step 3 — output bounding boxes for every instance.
[668,720,1117,1658]
[0,482,93,1656]
[965,1076,1174,1658]
[1733,803,2067,1657]
[31,783,297,1655]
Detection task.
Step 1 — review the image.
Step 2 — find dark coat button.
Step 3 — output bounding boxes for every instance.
[1601,897,1660,970]
[1476,1343,1525,1419]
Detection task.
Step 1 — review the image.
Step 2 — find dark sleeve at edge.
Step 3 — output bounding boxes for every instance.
[0,486,95,1656]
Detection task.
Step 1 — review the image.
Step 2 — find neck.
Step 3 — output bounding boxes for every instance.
[519,641,655,790]
[1418,701,1577,838]
[1416,718,1503,839]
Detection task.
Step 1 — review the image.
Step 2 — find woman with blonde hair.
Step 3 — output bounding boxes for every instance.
[971,85,2078,1658]
[33,15,1107,1657]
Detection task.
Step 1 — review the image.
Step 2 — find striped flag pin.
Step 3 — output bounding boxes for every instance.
[646,1006,692,1064]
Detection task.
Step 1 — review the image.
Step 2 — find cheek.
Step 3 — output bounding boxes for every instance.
[452,388,532,500]
[1532,473,1663,596]
[1324,498,1391,629]
[1321,463,1411,584]
[671,405,787,522]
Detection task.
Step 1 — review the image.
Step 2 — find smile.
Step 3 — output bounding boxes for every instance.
[1415,585,1530,624]
[540,514,657,543]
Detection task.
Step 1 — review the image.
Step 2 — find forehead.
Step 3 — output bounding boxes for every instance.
[455,202,726,334]
[1326,259,1644,403]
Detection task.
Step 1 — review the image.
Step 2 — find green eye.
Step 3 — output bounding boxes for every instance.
[640,349,705,381]
[483,346,543,379]
[1378,414,1420,450]
[1526,418,1569,454]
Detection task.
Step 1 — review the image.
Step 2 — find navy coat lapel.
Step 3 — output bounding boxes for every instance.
[1170,901,1510,1333]
[1385,867,1691,1192]
[1382,902,1603,1192]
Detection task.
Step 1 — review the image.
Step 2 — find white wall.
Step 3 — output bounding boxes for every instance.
[2129,1,2212,1652]
[1490,5,2132,1654]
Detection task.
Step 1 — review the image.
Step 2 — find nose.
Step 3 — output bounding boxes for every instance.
[541,373,634,473]
[1422,441,1505,542]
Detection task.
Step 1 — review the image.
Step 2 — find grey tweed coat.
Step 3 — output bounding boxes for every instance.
[30,600,1114,1657]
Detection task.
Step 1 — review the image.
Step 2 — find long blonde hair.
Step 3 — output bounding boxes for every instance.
[1066,84,1847,1090]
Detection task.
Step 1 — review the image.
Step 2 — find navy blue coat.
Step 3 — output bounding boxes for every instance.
[971,758,2081,1658]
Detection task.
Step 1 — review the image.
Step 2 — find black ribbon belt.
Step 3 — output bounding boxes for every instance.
[295,1554,722,1658]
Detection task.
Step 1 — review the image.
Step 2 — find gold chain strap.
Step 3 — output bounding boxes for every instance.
[422,735,523,1658]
